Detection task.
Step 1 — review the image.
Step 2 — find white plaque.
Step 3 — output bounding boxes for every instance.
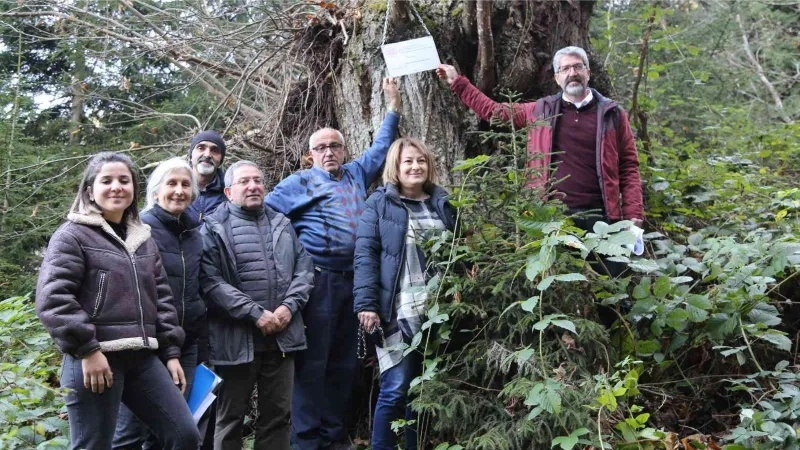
[381,36,441,77]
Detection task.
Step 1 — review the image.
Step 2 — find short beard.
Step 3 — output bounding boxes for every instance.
[196,162,215,176]
[565,82,586,96]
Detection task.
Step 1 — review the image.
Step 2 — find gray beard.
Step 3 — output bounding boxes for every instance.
[565,82,586,96]
[196,162,215,176]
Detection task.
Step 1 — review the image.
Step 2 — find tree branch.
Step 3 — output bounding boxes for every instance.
[475,0,496,93]
[736,14,793,124]
[630,6,656,160]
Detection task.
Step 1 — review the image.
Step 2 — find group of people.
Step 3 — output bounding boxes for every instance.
[34,46,644,450]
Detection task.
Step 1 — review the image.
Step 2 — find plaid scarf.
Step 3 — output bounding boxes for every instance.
[376,197,445,373]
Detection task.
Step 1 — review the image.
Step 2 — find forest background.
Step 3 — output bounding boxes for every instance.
[0,0,798,449]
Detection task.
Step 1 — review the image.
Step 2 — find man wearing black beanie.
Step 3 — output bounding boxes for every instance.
[186,130,228,222]
[186,131,228,450]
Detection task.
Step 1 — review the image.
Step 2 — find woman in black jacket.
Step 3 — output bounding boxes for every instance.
[353,138,457,450]
[113,157,205,449]
[35,152,200,450]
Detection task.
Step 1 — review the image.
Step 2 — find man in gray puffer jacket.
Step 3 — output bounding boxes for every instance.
[200,160,314,450]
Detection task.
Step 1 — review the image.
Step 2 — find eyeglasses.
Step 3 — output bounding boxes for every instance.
[557,63,587,74]
[311,142,344,153]
[234,177,263,186]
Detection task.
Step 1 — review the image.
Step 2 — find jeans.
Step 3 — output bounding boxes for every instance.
[61,350,200,450]
[214,351,294,450]
[371,351,422,450]
[292,269,358,450]
[112,342,199,450]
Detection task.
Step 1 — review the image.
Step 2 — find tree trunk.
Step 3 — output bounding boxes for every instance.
[277,0,605,187]
[281,1,607,438]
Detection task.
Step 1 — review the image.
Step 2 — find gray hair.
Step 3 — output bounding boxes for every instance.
[224,160,262,187]
[143,157,198,212]
[308,128,345,150]
[553,46,590,74]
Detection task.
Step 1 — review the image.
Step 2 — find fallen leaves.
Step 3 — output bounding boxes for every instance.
[680,434,722,450]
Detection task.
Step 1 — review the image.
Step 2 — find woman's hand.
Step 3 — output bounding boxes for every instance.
[166,358,186,394]
[358,311,380,333]
[82,350,113,394]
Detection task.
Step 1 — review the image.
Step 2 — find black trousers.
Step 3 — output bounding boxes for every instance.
[214,351,294,450]
[570,208,630,327]
[61,350,200,450]
[570,209,628,278]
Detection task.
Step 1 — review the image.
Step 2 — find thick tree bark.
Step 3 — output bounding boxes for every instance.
[278,0,605,187]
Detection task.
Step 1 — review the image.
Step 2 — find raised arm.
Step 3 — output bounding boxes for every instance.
[350,77,401,186]
[436,64,532,129]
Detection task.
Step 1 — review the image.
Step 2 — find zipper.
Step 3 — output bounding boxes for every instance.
[180,235,186,328]
[198,191,206,221]
[130,254,147,346]
[256,214,276,311]
[92,271,108,317]
[547,100,559,182]
[595,103,610,213]
[103,224,147,346]
[387,197,409,315]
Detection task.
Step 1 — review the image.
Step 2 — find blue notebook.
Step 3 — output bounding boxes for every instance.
[187,364,222,423]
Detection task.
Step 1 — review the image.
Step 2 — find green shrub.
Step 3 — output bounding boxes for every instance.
[0,294,68,449]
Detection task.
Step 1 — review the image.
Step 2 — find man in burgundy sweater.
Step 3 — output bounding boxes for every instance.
[437,46,644,231]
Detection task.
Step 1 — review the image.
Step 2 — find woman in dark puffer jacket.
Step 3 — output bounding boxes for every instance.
[35,152,200,450]
[113,157,206,449]
[353,138,457,450]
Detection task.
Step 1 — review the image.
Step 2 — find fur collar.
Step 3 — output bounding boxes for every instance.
[67,212,152,254]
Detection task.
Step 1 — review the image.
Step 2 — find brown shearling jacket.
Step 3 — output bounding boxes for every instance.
[35,212,184,360]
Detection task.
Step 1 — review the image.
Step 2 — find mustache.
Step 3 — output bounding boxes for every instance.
[567,76,583,84]
[197,157,215,165]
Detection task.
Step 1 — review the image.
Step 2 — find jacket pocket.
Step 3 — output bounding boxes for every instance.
[91,270,109,318]
[277,313,307,352]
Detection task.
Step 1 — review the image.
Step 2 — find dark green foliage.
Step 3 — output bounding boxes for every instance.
[0,294,68,449]
[1,1,799,449]
[393,108,615,449]
[394,68,799,447]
